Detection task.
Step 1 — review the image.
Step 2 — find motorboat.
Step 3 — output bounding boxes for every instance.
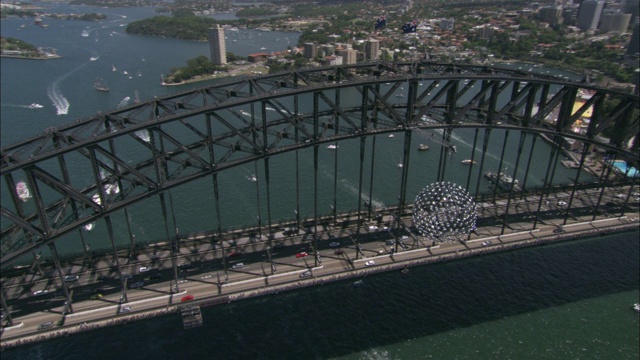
[327,144,338,149]
[28,103,43,109]
[16,181,31,202]
[418,144,429,151]
[633,303,640,314]
[461,159,477,165]
[246,174,257,182]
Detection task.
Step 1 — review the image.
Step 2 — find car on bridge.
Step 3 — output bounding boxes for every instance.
[37,321,55,331]
[231,263,245,269]
[365,260,375,266]
[129,281,144,289]
[64,275,79,282]
[296,252,308,258]
[299,270,312,278]
[329,241,340,248]
[181,295,194,302]
[139,266,152,273]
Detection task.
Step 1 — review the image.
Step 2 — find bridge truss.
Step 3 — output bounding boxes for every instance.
[1,61,639,272]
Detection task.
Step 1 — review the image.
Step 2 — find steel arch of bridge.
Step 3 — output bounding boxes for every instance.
[2,61,639,268]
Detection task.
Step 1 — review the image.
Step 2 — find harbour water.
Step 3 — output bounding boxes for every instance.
[1,4,638,358]
[1,231,638,359]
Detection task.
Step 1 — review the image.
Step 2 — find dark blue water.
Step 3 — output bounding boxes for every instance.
[2,231,638,359]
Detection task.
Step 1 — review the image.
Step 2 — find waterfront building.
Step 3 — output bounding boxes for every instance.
[364,39,380,61]
[304,42,317,59]
[577,0,604,31]
[339,48,358,64]
[599,12,632,33]
[209,25,227,65]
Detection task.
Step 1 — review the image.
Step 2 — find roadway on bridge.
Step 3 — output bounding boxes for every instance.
[1,186,638,343]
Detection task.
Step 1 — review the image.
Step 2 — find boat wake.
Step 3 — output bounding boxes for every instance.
[47,81,70,115]
[46,60,90,115]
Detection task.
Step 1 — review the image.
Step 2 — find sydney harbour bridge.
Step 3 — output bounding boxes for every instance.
[1,62,639,323]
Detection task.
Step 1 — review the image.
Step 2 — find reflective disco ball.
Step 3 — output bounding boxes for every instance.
[413,181,477,243]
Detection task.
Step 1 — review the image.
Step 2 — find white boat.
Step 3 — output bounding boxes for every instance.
[461,159,477,165]
[16,181,31,202]
[633,303,640,314]
[397,162,403,168]
[388,134,395,138]
[260,47,267,50]
[81,30,89,37]
[123,70,128,75]
[418,144,429,151]
[90,56,98,61]
[84,222,95,231]
[246,174,257,182]
[327,144,338,149]
[28,103,43,109]
[112,65,117,71]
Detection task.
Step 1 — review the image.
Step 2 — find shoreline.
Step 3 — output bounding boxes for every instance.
[2,219,637,351]
[0,54,61,60]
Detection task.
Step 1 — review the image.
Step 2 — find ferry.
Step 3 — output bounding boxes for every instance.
[16,181,31,202]
[485,171,521,191]
[461,159,477,165]
[93,78,110,92]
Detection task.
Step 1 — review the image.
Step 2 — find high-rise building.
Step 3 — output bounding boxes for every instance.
[209,25,227,65]
[364,39,380,61]
[304,43,317,59]
[599,12,632,33]
[339,48,358,64]
[623,0,639,22]
[577,0,604,30]
[539,6,564,25]
[627,22,640,55]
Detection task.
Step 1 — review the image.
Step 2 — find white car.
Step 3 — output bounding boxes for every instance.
[368,225,379,231]
[231,263,244,269]
[139,266,151,273]
[615,193,625,198]
[557,200,567,206]
[365,260,375,266]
